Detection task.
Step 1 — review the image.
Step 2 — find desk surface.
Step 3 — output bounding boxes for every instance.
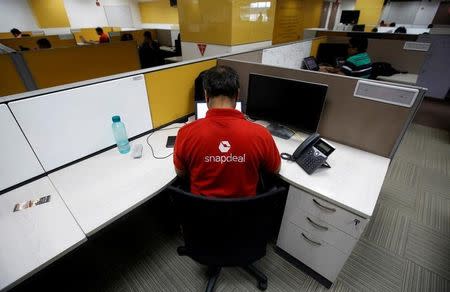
[257,121,390,219]
[0,177,86,291]
[49,125,182,236]
[377,73,418,85]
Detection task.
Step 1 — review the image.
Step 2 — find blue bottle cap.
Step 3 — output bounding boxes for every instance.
[112,115,121,122]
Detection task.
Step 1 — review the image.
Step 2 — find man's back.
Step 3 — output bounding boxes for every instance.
[174,108,280,197]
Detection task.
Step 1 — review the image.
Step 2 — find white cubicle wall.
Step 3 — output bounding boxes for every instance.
[9,74,152,171]
[261,40,312,70]
[0,104,44,192]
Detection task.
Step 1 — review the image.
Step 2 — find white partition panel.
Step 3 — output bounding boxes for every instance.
[9,75,152,171]
[0,105,44,191]
[262,41,312,70]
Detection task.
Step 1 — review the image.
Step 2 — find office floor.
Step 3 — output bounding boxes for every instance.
[12,123,449,292]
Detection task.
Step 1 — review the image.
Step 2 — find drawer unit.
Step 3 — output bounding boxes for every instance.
[277,221,348,282]
[288,208,358,255]
[287,186,368,239]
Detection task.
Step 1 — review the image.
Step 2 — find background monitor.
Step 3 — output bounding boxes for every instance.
[340,10,360,25]
[196,102,242,119]
[316,43,348,67]
[246,74,328,134]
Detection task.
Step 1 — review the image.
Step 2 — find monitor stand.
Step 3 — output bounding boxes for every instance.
[267,123,295,139]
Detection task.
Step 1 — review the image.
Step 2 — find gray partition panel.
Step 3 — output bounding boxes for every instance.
[218,59,425,158]
[326,36,428,74]
[221,50,263,63]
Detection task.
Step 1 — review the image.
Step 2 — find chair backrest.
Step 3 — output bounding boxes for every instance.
[168,185,286,267]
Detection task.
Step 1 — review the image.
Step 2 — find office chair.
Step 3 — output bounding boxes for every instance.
[168,184,287,292]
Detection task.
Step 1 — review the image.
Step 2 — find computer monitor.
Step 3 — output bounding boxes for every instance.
[246,74,328,136]
[195,101,242,119]
[302,56,319,71]
[340,10,360,25]
[316,43,348,67]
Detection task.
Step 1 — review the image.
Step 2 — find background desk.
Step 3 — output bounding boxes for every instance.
[0,178,86,291]
[49,125,182,236]
[377,73,418,85]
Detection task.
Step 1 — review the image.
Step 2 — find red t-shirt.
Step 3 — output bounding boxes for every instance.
[174,108,281,197]
[99,33,110,43]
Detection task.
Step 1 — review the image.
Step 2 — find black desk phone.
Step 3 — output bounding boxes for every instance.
[281,133,335,175]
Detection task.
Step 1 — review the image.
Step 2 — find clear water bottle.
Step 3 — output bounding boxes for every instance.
[111,115,130,154]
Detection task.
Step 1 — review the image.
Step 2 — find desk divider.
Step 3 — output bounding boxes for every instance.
[0,35,77,51]
[144,59,217,127]
[0,55,27,97]
[261,40,312,70]
[22,41,140,89]
[9,75,152,171]
[0,105,44,193]
[217,58,426,158]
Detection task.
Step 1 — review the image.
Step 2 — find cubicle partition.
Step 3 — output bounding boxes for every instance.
[21,41,140,89]
[0,34,77,51]
[0,54,27,96]
[217,58,426,158]
[325,36,428,74]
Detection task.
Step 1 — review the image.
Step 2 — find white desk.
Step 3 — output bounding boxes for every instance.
[0,177,86,291]
[377,73,418,85]
[256,121,390,285]
[49,125,182,236]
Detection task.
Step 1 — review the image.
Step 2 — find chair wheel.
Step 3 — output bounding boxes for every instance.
[257,280,267,291]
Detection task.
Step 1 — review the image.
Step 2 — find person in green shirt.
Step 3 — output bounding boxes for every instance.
[321,37,372,79]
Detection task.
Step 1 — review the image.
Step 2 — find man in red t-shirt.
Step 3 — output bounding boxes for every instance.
[173,66,281,197]
[96,27,110,43]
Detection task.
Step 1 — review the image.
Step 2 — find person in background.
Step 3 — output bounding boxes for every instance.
[120,33,133,41]
[36,38,52,49]
[371,27,378,32]
[138,31,161,68]
[394,26,407,34]
[10,28,22,38]
[389,22,396,27]
[96,27,110,43]
[380,20,387,27]
[173,65,281,197]
[320,37,372,79]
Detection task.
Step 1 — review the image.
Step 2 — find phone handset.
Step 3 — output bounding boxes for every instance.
[281,133,335,175]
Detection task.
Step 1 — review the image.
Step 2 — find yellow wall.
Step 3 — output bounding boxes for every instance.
[0,55,27,96]
[179,0,276,46]
[272,0,323,44]
[355,0,384,29]
[139,1,179,24]
[23,42,140,89]
[231,0,276,45]
[145,60,217,127]
[28,0,70,28]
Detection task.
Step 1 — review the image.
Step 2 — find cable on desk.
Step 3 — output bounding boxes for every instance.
[146,126,184,159]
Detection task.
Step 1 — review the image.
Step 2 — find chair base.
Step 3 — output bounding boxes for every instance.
[204,264,267,292]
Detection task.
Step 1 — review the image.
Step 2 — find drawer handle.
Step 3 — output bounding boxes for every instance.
[301,233,322,246]
[312,199,336,212]
[307,217,329,231]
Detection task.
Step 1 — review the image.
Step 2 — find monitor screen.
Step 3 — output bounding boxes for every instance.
[340,10,360,25]
[246,74,328,134]
[196,102,242,119]
[316,43,348,67]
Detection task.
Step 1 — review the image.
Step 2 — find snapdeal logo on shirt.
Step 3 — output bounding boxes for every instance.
[204,141,246,163]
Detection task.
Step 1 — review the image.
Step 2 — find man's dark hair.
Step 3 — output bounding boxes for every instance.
[203,66,240,99]
[394,26,407,34]
[143,31,152,39]
[371,27,378,32]
[95,27,103,34]
[427,24,433,29]
[37,38,52,49]
[389,22,396,27]
[120,33,133,41]
[349,37,368,53]
[10,28,21,36]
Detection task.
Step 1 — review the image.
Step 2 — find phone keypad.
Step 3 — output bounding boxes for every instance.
[297,147,327,175]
